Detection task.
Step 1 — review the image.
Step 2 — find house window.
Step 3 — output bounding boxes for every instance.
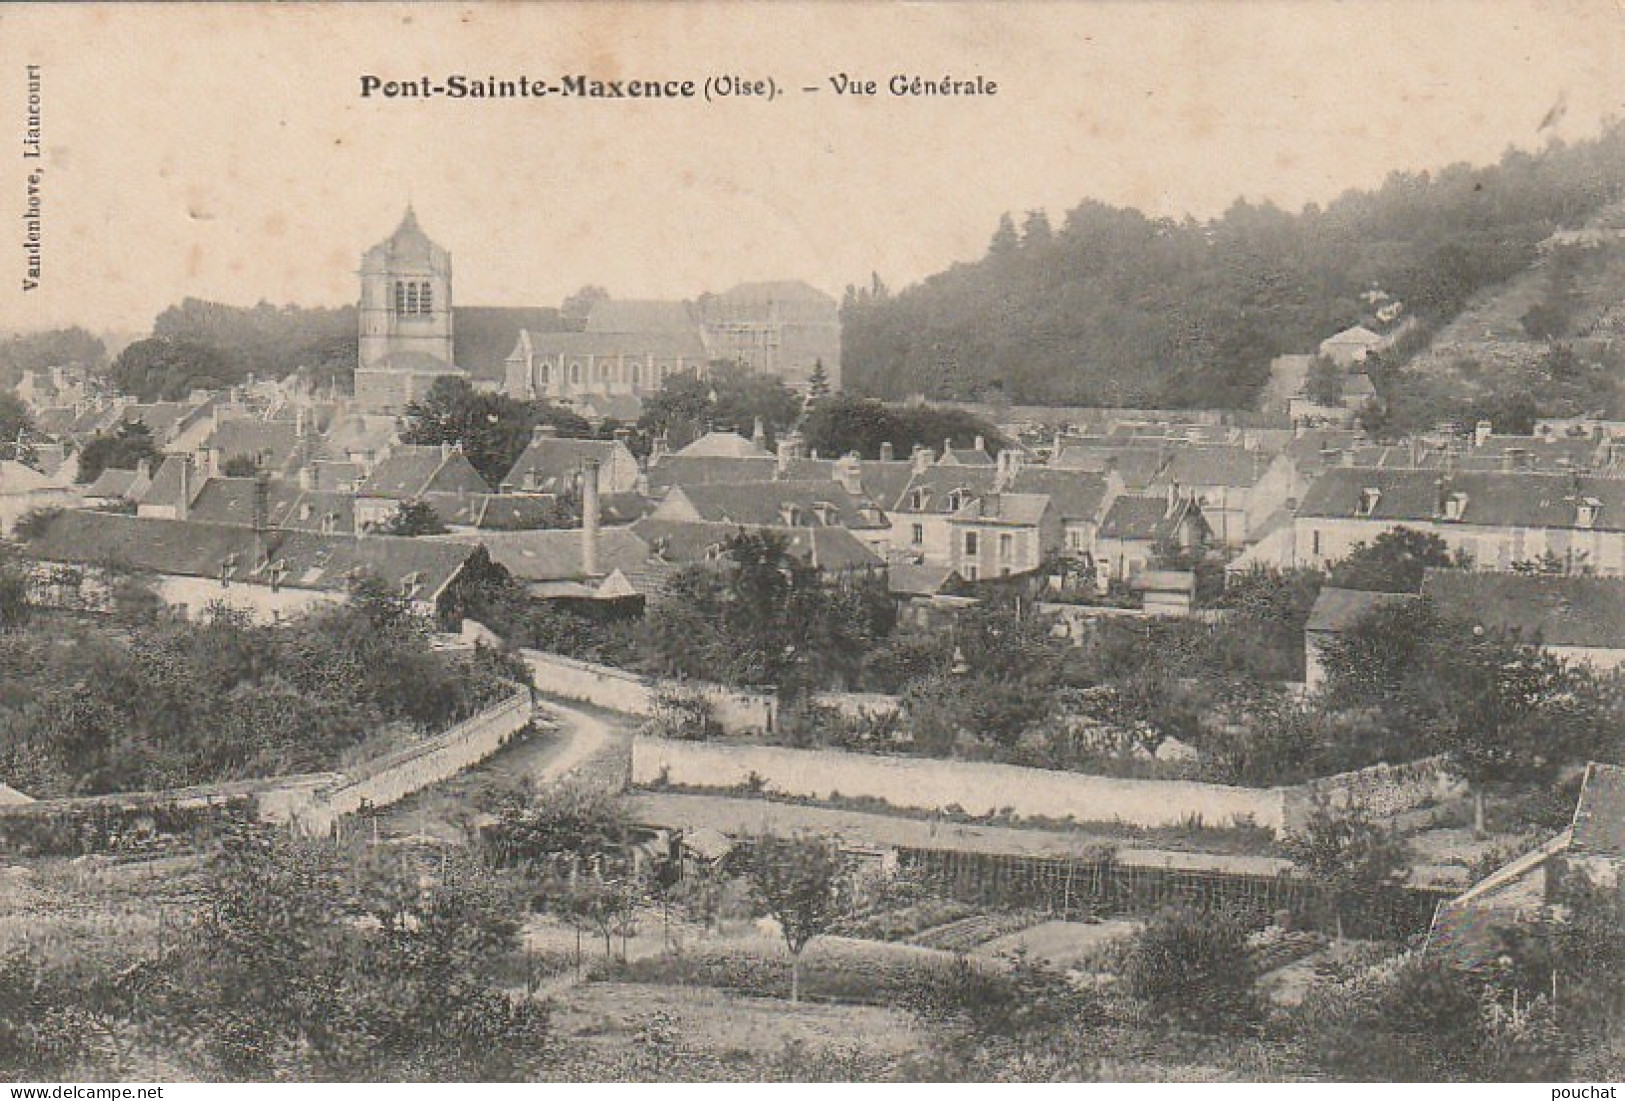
[1311,529,1322,557]
[998,533,1014,562]
[964,564,979,581]
[911,523,924,546]
[964,531,978,557]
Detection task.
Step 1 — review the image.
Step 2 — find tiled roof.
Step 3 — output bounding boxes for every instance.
[939,445,995,466]
[204,419,312,474]
[1006,469,1110,521]
[892,467,1000,515]
[632,518,882,572]
[358,445,491,499]
[82,467,139,499]
[1571,762,1625,857]
[1051,444,1168,489]
[467,494,568,532]
[323,413,399,456]
[659,480,887,529]
[710,280,835,306]
[514,328,708,360]
[137,456,201,509]
[1305,587,1419,634]
[887,562,962,596]
[951,492,1051,527]
[1298,468,1625,531]
[1420,569,1625,650]
[644,455,779,493]
[447,528,663,588]
[187,477,356,535]
[501,437,627,494]
[1160,445,1275,489]
[453,307,565,380]
[575,393,645,423]
[674,430,773,459]
[1098,495,1181,541]
[585,298,697,334]
[0,461,52,494]
[20,509,476,600]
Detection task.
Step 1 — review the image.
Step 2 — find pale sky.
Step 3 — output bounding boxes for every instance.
[4,1,1625,335]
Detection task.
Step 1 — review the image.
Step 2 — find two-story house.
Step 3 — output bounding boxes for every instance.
[1294,468,1625,575]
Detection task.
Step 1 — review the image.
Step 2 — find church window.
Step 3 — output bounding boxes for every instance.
[392,279,433,317]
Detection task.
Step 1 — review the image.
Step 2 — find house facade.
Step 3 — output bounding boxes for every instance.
[1294,469,1625,575]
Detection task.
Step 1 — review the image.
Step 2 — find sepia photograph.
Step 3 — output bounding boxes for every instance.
[0,0,1622,1088]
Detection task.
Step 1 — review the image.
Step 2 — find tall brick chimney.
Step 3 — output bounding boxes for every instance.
[176,454,192,522]
[581,458,601,578]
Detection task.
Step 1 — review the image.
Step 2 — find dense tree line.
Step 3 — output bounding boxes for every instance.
[0,326,105,391]
[103,300,357,401]
[800,394,1004,459]
[842,126,1625,408]
[636,363,804,453]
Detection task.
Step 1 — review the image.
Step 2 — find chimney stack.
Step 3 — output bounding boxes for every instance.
[880,442,895,463]
[581,458,601,577]
[834,452,863,495]
[913,445,933,474]
[252,468,270,567]
[974,435,986,454]
[532,423,559,443]
[942,438,953,461]
[1475,419,1494,448]
[176,455,192,522]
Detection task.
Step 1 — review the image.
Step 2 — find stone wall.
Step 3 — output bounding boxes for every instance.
[632,738,1462,839]
[520,649,778,734]
[632,737,1288,833]
[1282,754,1464,835]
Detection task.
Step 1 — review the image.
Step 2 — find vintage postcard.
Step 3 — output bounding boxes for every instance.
[0,1,1623,1089]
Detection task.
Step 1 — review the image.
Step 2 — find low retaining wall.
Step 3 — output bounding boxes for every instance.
[0,687,536,851]
[521,649,778,734]
[632,737,1287,833]
[275,686,536,836]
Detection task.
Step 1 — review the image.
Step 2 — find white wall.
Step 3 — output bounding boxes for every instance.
[633,736,1287,833]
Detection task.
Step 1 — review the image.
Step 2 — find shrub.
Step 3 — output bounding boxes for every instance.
[1124,905,1262,1032]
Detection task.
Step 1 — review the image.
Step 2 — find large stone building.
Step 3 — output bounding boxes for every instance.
[502,281,841,409]
[355,208,468,414]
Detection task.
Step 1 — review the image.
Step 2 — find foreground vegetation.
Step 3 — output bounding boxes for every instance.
[4,796,1620,1082]
[0,578,521,798]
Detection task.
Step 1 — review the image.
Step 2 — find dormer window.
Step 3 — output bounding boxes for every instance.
[399,570,424,601]
[811,502,836,526]
[946,488,972,511]
[1577,497,1602,529]
[908,488,928,511]
[1356,487,1381,517]
[780,503,804,526]
[1443,492,1468,521]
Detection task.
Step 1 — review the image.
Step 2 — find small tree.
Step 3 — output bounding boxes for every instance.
[378,499,449,537]
[1284,794,1411,939]
[1304,357,1345,407]
[749,834,842,1003]
[1330,527,1463,593]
